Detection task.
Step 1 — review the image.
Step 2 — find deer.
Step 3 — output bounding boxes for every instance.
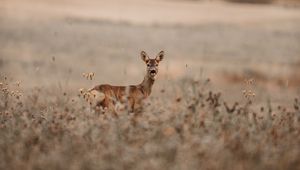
[86,51,164,113]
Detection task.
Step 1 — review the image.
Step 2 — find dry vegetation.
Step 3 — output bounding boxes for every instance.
[1,0,300,169]
[1,74,300,170]
[225,0,274,4]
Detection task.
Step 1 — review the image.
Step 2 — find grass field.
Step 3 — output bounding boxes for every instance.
[1,0,300,169]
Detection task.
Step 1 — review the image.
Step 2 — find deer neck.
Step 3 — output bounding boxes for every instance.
[140,74,155,96]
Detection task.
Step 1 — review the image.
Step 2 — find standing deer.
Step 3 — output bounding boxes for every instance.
[87,51,164,113]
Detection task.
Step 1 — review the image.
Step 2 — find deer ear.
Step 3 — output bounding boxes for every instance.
[156,51,164,62]
[141,51,149,62]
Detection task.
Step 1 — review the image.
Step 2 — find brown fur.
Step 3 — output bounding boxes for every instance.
[89,51,164,112]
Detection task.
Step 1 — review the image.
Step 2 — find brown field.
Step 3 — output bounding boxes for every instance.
[1,0,300,169]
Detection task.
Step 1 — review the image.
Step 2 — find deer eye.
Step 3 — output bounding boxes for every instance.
[156,64,158,67]
[147,64,150,67]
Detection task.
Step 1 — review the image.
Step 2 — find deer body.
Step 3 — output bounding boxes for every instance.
[88,51,164,112]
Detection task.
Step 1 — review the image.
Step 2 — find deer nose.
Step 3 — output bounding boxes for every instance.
[150,70,156,74]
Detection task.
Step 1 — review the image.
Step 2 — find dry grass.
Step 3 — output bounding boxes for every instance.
[225,0,274,4]
[1,75,300,170]
[1,1,300,169]
[222,61,300,89]
[225,0,300,4]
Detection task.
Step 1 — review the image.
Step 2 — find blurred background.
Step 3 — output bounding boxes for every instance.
[1,0,300,104]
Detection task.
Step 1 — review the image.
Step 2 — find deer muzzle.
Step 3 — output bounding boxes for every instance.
[150,69,157,76]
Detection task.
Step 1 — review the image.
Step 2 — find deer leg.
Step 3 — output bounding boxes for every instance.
[134,100,144,113]
[100,98,119,118]
[125,97,135,113]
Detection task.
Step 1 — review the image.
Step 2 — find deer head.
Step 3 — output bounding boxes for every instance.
[141,51,164,80]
